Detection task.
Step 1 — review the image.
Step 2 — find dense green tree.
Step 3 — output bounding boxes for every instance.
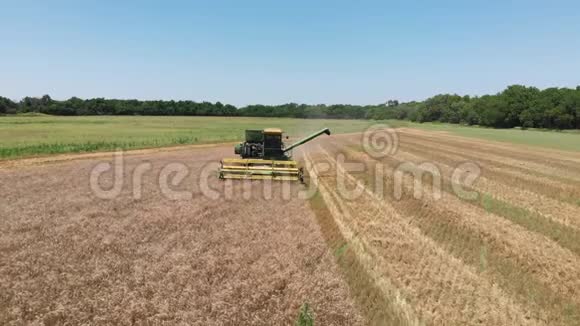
[414,94,463,122]
[0,96,17,114]
[459,100,479,125]
[499,85,540,127]
[473,95,506,127]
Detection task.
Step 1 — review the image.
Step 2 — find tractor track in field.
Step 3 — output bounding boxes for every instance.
[340,135,580,232]
[397,135,580,189]
[327,141,580,299]
[396,140,580,187]
[309,175,420,325]
[395,149,580,235]
[306,131,580,325]
[397,128,580,171]
[397,130,580,182]
[305,144,541,325]
[324,137,580,296]
[394,136,580,204]
[340,131,580,220]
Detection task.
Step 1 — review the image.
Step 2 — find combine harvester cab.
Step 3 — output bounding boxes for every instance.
[219,128,331,182]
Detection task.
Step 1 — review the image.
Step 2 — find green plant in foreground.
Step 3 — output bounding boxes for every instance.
[479,245,488,272]
[295,303,314,326]
[334,242,349,258]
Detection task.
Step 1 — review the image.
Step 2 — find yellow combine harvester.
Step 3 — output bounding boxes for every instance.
[218,128,331,182]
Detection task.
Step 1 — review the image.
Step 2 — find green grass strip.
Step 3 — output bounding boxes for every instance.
[477,193,580,256]
[309,192,411,325]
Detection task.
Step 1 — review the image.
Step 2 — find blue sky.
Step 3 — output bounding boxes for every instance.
[1,0,579,106]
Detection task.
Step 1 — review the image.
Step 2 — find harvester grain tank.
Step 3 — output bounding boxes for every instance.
[218,128,331,182]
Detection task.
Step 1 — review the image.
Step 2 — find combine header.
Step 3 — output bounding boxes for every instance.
[218,128,331,182]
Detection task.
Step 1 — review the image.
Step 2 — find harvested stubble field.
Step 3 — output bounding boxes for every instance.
[303,129,580,325]
[1,126,580,325]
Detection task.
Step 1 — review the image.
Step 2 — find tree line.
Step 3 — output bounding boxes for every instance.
[1,85,579,129]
